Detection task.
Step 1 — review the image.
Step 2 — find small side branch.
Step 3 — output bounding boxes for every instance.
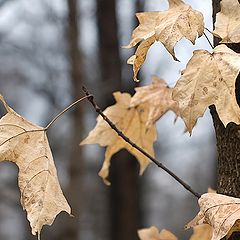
[45,95,91,130]
[82,86,201,199]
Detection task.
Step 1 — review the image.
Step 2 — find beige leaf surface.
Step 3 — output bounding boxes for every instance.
[127,35,155,82]
[172,44,240,133]
[124,0,204,81]
[186,193,240,240]
[131,76,179,127]
[80,92,157,185]
[138,226,177,240]
[189,224,212,240]
[213,0,240,43]
[0,95,71,237]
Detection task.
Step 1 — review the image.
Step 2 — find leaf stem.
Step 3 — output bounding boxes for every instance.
[82,86,201,199]
[203,31,214,49]
[45,95,91,130]
[204,27,213,35]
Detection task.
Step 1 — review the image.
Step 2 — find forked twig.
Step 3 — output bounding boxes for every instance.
[82,86,201,199]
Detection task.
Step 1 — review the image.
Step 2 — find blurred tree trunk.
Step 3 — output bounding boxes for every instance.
[212,1,240,239]
[96,1,142,240]
[53,0,84,239]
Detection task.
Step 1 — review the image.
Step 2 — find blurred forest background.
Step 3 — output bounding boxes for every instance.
[0,0,216,239]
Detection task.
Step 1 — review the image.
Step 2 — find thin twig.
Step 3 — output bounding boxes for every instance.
[203,32,214,49]
[45,95,91,130]
[82,86,201,199]
[204,27,213,35]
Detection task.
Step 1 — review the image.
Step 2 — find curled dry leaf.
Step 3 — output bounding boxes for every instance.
[138,226,177,240]
[130,76,179,127]
[186,193,240,240]
[124,0,204,81]
[0,95,71,237]
[172,44,240,134]
[80,92,157,185]
[213,0,240,43]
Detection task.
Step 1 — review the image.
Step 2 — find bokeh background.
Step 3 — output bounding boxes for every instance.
[0,0,216,239]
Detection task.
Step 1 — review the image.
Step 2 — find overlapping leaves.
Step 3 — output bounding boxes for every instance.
[81,79,179,184]
[130,76,179,127]
[124,0,204,81]
[186,193,240,240]
[81,92,157,185]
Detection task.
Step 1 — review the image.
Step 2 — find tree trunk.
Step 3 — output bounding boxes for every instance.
[212,0,240,238]
[54,1,84,239]
[212,0,240,197]
[96,1,142,240]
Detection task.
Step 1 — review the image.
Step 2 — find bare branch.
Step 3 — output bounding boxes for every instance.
[82,86,201,199]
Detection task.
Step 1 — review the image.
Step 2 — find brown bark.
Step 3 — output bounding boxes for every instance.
[212,0,240,238]
[212,0,240,198]
[96,1,141,240]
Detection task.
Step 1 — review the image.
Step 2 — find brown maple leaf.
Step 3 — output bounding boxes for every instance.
[186,193,240,240]
[213,0,240,43]
[124,0,204,81]
[0,95,71,237]
[80,92,157,185]
[172,44,240,134]
[138,226,177,240]
[130,76,179,127]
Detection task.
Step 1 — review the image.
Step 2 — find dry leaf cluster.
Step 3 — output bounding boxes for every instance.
[124,0,204,81]
[2,0,240,238]
[81,81,179,184]
[83,0,240,239]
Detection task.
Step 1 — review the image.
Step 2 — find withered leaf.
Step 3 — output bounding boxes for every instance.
[213,0,240,43]
[172,44,240,134]
[0,95,71,237]
[186,193,240,240]
[124,0,204,81]
[189,224,212,240]
[80,92,157,185]
[130,76,179,127]
[138,226,177,240]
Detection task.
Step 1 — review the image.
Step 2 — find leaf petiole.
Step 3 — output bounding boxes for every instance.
[44,95,91,130]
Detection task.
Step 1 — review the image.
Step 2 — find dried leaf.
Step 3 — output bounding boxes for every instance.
[186,193,240,240]
[138,226,177,240]
[154,0,204,59]
[127,35,155,82]
[189,224,212,240]
[213,0,240,43]
[0,95,71,237]
[80,92,157,185]
[172,44,240,133]
[130,76,179,127]
[124,0,204,81]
